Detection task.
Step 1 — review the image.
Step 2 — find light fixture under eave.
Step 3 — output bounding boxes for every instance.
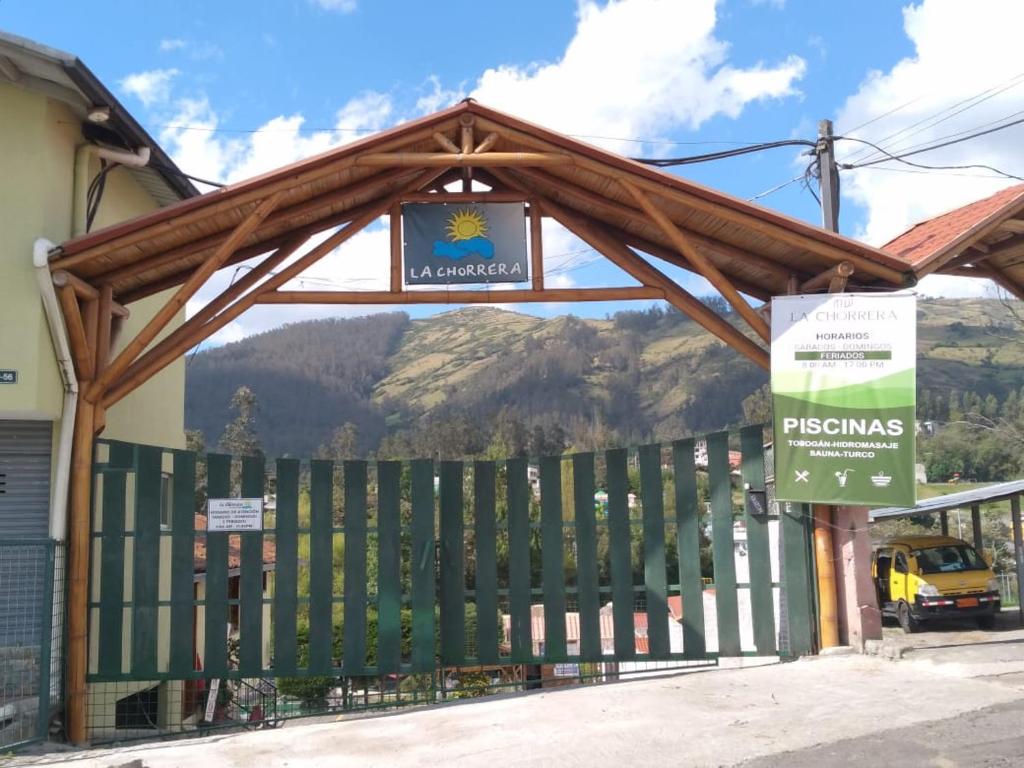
[86,105,110,124]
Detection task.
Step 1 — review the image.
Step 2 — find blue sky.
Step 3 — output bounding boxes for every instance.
[3,0,1020,338]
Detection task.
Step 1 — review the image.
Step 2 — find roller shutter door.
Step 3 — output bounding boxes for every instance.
[0,420,52,538]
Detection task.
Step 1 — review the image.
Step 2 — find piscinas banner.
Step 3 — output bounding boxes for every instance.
[771,293,916,507]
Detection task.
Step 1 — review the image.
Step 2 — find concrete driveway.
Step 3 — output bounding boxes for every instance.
[14,640,1024,768]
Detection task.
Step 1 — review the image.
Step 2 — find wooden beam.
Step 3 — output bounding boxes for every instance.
[621,178,771,342]
[256,287,663,304]
[50,122,448,271]
[401,191,526,203]
[52,269,98,300]
[88,191,284,401]
[354,152,573,167]
[103,170,444,409]
[66,394,96,744]
[473,132,500,154]
[511,166,799,283]
[1000,219,1024,235]
[83,298,99,373]
[390,203,402,292]
[91,167,415,288]
[95,286,113,376]
[976,263,1024,301]
[474,115,909,285]
[800,261,854,293]
[57,284,94,381]
[516,184,769,369]
[530,201,544,291]
[460,116,474,155]
[433,131,460,154]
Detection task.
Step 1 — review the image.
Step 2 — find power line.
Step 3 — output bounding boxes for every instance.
[631,138,816,167]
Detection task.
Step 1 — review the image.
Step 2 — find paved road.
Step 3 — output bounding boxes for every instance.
[16,650,1024,768]
[740,699,1024,767]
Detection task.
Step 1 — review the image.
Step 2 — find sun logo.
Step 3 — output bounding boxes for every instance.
[446,208,489,241]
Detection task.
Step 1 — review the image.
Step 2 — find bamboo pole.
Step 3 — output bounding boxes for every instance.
[354,152,572,167]
[103,170,442,408]
[50,123,449,271]
[511,181,769,369]
[91,168,413,287]
[530,202,544,291]
[433,132,460,154]
[66,393,96,744]
[57,284,93,381]
[256,287,663,304]
[800,261,854,293]
[621,179,771,342]
[390,204,402,292]
[460,118,475,156]
[473,115,909,285]
[473,132,500,154]
[120,235,309,384]
[814,504,840,649]
[52,270,98,300]
[513,166,799,283]
[401,192,526,203]
[87,192,284,401]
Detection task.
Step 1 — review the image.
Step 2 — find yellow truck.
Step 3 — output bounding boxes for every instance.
[872,535,1001,633]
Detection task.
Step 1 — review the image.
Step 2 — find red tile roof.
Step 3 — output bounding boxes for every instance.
[882,184,1024,273]
[193,514,277,574]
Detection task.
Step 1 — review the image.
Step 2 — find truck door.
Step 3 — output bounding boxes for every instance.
[892,549,911,603]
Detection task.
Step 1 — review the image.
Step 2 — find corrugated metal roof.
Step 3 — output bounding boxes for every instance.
[869,480,1024,521]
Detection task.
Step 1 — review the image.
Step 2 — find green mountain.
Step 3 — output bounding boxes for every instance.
[184,298,1024,458]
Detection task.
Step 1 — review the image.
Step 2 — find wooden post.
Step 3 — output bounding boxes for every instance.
[1011,495,1024,626]
[390,204,402,292]
[800,262,855,294]
[813,504,840,648]
[66,393,96,744]
[57,285,93,381]
[529,202,543,291]
[940,511,949,537]
[971,504,983,551]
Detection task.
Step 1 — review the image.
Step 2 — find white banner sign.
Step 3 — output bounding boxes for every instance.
[207,498,264,531]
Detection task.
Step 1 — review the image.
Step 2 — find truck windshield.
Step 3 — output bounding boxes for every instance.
[914,545,987,574]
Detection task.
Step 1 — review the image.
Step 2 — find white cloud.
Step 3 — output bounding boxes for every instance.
[156,0,806,338]
[470,0,805,155]
[311,0,357,12]
[159,38,187,52]
[119,68,179,107]
[835,0,1024,252]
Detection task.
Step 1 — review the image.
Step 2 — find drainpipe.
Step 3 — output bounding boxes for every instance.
[73,145,152,236]
[34,238,77,541]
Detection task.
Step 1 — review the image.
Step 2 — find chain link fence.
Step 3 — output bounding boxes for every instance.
[0,539,58,749]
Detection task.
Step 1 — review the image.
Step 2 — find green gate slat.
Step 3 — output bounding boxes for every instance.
[781,503,814,657]
[438,461,465,666]
[238,455,265,675]
[97,442,133,677]
[203,453,231,677]
[540,456,567,662]
[473,461,498,665]
[342,460,368,675]
[606,448,635,660]
[308,460,333,674]
[376,461,402,675]
[168,450,197,676]
[409,459,436,673]
[672,438,706,659]
[273,458,300,676]
[572,453,601,661]
[708,432,740,656]
[639,444,669,659]
[740,426,776,655]
[131,445,161,676]
[506,457,532,663]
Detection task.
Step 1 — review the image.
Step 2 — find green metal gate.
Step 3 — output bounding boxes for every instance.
[85,425,814,741]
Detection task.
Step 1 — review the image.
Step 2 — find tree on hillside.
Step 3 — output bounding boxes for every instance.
[317,422,360,460]
[219,386,262,456]
[185,429,208,513]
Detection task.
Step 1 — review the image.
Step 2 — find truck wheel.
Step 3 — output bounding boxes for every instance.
[898,601,919,634]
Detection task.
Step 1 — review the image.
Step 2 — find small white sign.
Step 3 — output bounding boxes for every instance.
[207,498,263,531]
[204,678,220,722]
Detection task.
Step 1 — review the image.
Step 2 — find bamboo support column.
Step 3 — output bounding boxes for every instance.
[814,504,840,648]
[390,203,402,292]
[66,393,96,744]
[529,202,543,291]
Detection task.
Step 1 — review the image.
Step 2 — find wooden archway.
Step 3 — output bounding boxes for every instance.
[47,100,915,742]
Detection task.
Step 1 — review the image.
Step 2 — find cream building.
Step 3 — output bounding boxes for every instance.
[0,30,196,741]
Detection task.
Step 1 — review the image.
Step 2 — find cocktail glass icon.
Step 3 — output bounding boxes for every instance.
[834,468,855,488]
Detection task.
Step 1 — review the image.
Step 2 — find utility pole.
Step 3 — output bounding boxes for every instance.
[816,119,840,233]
